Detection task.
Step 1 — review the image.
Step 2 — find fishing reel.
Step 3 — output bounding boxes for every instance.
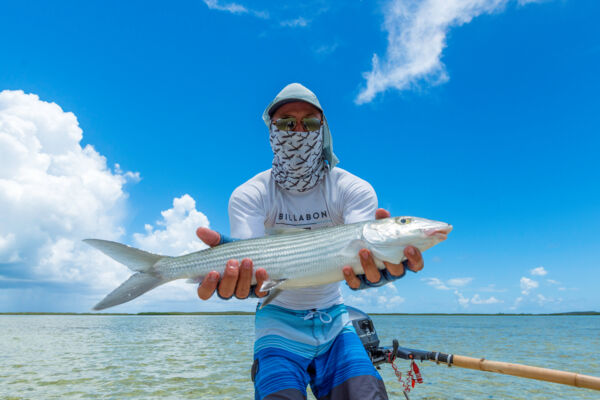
[348,306,434,398]
[347,306,452,366]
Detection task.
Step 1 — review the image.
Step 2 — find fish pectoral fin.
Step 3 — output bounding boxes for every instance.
[260,278,287,292]
[259,288,284,309]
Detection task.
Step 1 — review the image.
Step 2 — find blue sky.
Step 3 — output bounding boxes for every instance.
[0,0,598,313]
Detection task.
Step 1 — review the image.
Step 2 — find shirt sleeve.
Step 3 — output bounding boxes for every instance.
[342,177,378,224]
[228,182,267,240]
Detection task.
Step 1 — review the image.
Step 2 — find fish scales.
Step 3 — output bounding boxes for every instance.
[85,216,452,310]
[160,224,360,283]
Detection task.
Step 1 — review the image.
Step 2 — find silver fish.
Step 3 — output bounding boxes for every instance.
[85,216,452,310]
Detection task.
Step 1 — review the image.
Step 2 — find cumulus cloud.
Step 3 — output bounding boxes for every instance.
[423,276,472,290]
[471,294,501,305]
[344,284,404,311]
[520,277,539,295]
[0,90,221,312]
[454,290,501,307]
[356,0,545,103]
[531,266,547,276]
[422,277,449,290]
[455,290,470,307]
[133,194,209,256]
[0,90,138,290]
[108,194,216,308]
[378,295,405,309]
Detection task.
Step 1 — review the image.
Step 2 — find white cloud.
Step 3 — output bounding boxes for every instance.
[203,0,247,14]
[377,295,405,311]
[313,42,340,56]
[423,276,472,290]
[447,277,473,287]
[423,277,449,290]
[535,294,561,306]
[280,17,309,27]
[547,279,559,285]
[343,284,405,311]
[520,277,539,295]
[111,195,214,307]
[0,90,228,312]
[509,296,523,310]
[455,290,501,306]
[454,290,470,307]
[133,194,209,256]
[471,294,501,304]
[356,0,545,103]
[202,0,268,19]
[0,90,138,290]
[531,266,547,276]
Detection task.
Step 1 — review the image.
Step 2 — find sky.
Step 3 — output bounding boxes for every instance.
[0,0,598,314]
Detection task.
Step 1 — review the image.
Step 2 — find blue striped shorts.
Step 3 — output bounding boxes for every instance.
[252,303,388,400]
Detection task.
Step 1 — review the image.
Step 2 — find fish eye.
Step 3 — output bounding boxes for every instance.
[398,217,412,224]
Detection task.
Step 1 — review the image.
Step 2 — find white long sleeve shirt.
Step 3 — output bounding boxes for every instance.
[228,167,377,310]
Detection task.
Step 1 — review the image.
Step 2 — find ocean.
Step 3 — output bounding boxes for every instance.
[1,315,598,399]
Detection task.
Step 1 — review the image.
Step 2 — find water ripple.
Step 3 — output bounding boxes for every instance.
[0,315,598,399]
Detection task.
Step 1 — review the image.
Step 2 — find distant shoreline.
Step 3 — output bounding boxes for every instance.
[1,311,598,316]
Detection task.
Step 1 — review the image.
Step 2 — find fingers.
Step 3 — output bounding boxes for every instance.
[254,268,269,298]
[383,260,405,277]
[197,271,220,300]
[404,245,424,272]
[217,259,240,298]
[235,258,253,299]
[375,208,391,220]
[359,249,381,283]
[196,227,221,247]
[343,266,361,289]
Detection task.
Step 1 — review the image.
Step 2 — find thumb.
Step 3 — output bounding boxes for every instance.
[196,227,222,247]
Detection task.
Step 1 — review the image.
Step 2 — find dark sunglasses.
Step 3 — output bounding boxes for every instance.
[272,117,322,132]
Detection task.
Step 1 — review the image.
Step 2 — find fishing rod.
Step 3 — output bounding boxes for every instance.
[347,306,600,396]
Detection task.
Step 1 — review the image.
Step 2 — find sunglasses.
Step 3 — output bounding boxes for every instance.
[272,117,322,132]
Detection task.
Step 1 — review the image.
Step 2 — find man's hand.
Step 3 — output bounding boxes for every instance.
[195,227,269,300]
[342,208,424,289]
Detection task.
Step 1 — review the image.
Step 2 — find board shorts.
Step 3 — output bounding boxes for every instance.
[252,303,388,400]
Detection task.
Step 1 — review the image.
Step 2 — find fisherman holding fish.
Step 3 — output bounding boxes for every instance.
[195,83,425,400]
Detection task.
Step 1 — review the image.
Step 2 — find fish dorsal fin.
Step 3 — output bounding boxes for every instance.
[265,227,307,236]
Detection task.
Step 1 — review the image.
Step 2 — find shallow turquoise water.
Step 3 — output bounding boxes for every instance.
[1,315,598,399]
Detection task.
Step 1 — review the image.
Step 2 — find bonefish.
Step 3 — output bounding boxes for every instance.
[85,216,452,310]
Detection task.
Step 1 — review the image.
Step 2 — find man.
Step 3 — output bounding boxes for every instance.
[196,83,424,400]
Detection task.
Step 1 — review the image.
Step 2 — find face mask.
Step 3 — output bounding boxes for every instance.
[269,124,325,193]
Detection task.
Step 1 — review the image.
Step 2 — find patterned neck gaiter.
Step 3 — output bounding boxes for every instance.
[269,124,326,193]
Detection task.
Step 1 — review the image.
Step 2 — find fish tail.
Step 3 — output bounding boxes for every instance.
[83,239,170,310]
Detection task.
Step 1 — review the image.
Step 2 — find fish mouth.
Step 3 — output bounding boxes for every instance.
[425,225,453,241]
